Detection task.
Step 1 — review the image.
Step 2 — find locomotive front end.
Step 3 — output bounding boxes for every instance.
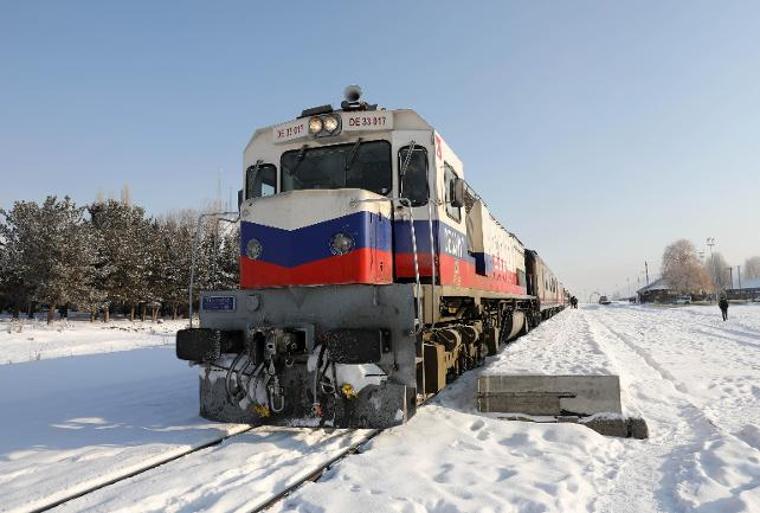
[177,93,427,428]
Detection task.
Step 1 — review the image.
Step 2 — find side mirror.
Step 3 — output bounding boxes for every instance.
[451,178,465,208]
[237,189,243,210]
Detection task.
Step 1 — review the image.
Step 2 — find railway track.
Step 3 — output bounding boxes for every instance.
[26,425,257,513]
[246,428,382,513]
[26,425,381,513]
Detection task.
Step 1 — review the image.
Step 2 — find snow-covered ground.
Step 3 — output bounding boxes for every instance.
[0,346,252,513]
[1,304,759,513]
[0,317,184,364]
[276,303,760,513]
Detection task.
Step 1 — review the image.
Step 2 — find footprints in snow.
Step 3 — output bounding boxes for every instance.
[468,418,491,441]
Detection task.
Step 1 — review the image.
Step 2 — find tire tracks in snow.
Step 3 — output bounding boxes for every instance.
[589,310,760,513]
[692,324,760,354]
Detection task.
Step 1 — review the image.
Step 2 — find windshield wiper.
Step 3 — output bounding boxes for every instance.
[290,144,309,176]
[345,138,363,172]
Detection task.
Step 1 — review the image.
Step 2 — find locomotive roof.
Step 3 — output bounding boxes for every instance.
[243,108,434,153]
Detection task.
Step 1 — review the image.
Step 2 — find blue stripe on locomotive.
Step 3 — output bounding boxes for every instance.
[393,220,493,275]
[240,211,392,267]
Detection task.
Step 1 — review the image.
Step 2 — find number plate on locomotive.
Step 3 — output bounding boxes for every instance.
[341,111,393,131]
[202,296,236,311]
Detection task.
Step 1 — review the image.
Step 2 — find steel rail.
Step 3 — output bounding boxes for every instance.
[248,428,383,513]
[25,425,257,513]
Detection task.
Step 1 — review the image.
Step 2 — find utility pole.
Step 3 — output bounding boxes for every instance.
[706,237,717,297]
[644,261,650,285]
[706,237,715,257]
[738,265,742,290]
[728,267,734,290]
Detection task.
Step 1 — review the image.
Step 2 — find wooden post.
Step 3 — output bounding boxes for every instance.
[47,304,56,325]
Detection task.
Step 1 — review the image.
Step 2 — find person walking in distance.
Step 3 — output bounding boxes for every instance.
[719,295,729,321]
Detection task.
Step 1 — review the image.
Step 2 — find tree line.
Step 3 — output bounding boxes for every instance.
[661,239,760,295]
[0,195,239,323]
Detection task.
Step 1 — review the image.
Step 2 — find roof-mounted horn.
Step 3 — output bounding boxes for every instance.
[341,84,377,112]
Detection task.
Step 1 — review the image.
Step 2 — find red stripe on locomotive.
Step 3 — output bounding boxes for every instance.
[240,248,393,288]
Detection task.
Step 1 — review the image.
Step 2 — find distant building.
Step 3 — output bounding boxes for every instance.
[727,278,760,300]
[637,278,677,303]
[638,277,760,302]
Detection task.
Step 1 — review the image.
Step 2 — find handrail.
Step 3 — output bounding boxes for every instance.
[351,196,424,335]
[397,197,423,335]
[188,211,240,328]
[427,197,437,330]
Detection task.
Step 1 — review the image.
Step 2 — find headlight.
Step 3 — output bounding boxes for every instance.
[246,238,262,260]
[330,232,355,256]
[322,115,339,133]
[308,116,323,134]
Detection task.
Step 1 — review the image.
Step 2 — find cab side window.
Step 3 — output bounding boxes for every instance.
[398,146,429,207]
[246,164,277,199]
[444,162,461,222]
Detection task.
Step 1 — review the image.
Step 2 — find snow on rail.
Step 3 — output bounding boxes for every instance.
[51,428,374,513]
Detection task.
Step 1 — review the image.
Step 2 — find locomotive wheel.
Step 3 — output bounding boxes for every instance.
[522,316,531,336]
[498,311,512,347]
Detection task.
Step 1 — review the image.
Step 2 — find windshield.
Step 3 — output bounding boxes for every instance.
[399,146,428,207]
[280,140,391,195]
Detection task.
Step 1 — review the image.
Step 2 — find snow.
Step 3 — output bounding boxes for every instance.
[2,303,760,513]
[0,318,185,364]
[274,303,760,513]
[0,346,250,513]
[51,428,371,513]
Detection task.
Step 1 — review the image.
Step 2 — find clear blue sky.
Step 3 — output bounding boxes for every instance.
[2,1,759,297]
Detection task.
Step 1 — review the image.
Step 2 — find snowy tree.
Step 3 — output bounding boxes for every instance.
[219,224,240,289]
[2,194,241,322]
[88,199,153,321]
[744,256,760,280]
[197,217,240,292]
[157,211,195,319]
[704,252,731,290]
[138,220,164,321]
[0,197,97,323]
[661,239,712,294]
[0,237,23,315]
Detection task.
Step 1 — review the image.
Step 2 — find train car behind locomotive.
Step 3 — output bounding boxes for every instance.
[177,87,567,428]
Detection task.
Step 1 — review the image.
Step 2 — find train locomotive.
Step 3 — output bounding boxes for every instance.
[176,87,567,428]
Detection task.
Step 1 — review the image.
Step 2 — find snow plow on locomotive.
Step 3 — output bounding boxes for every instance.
[176,87,567,428]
